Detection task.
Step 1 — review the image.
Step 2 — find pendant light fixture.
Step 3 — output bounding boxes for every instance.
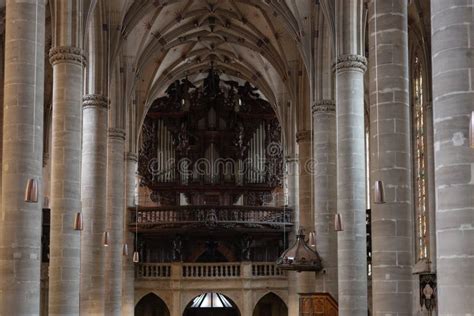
[133,174,140,263]
[374,180,385,204]
[308,231,316,248]
[24,178,39,203]
[25,0,40,205]
[73,212,83,231]
[276,228,323,272]
[469,111,473,148]
[334,213,343,232]
[372,0,386,205]
[133,251,140,263]
[122,243,129,256]
[103,231,109,247]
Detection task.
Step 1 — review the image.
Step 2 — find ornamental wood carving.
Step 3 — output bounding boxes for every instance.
[299,293,338,316]
[138,69,283,206]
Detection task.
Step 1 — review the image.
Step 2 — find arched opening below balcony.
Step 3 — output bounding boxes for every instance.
[135,293,170,316]
[253,292,288,316]
[183,292,240,316]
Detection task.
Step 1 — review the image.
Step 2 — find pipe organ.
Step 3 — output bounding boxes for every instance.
[138,69,283,206]
[247,123,266,184]
[155,119,176,183]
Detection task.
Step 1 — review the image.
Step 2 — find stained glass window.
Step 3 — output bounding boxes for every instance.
[413,54,428,261]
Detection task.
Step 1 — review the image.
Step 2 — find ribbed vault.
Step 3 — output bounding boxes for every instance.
[116,0,312,130]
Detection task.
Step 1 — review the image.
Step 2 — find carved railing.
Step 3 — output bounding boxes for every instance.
[251,262,285,277]
[182,262,241,278]
[135,262,286,280]
[136,263,171,279]
[130,205,293,229]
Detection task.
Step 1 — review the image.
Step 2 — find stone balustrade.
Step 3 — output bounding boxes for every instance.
[135,262,286,280]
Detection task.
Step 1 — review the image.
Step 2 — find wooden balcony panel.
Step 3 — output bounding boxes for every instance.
[128,205,293,233]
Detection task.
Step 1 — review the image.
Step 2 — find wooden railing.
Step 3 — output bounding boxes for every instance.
[135,262,286,280]
[130,205,293,229]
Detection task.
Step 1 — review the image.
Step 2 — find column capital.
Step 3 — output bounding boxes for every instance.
[296,130,311,143]
[82,94,108,109]
[126,152,138,162]
[333,54,367,73]
[49,46,86,66]
[312,100,335,113]
[108,128,126,140]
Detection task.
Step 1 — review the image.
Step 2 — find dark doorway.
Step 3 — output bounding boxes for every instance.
[253,293,287,316]
[183,292,240,316]
[135,293,170,316]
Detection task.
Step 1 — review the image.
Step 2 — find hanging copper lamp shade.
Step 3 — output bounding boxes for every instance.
[103,231,109,247]
[334,213,343,232]
[276,228,323,272]
[24,178,38,203]
[73,212,83,231]
[374,180,386,204]
[133,251,140,263]
[122,243,129,256]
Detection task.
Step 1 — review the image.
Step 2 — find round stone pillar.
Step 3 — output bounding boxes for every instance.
[368,1,413,314]
[285,155,299,316]
[122,152,138,315]
[312,100,338,300]
[104,128,126,315]
[431,1,474,313]
[80,94,108,315]
[295,130,315,293]
[0,0,45,314]
[48,45,84,315]
[335,54,368,316]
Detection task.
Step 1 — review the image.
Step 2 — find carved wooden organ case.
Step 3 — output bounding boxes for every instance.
[138,69,283,206]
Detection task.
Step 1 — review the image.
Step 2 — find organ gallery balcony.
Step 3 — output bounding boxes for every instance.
[129,205,293,233]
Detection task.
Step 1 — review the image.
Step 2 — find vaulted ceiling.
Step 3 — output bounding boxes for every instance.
[114,0,315,124]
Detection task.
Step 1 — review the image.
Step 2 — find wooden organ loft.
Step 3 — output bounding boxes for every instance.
[130,69,293,264]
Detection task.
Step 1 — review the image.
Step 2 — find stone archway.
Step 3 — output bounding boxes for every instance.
[253,292,288,316]
[135,293,170,316]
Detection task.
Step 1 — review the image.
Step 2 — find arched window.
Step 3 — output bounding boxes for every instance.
[412,51,428,261]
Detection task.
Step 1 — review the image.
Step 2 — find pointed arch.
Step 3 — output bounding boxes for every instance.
[135,293,171,316]
[253,292,288,316]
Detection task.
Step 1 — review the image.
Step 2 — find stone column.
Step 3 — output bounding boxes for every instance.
[80,4,108,312]
[312,100,338,300]
[368,1,413,315]
[285,155,299,316]
[295,130,315,293]
[335,1,368,314]
[0,1,45,314]
[48,1,84,313]
[105,128,126,315]
[122,152,137,315]
[80,94,108,315]
[425,102,437,271]
[431,1,474,313]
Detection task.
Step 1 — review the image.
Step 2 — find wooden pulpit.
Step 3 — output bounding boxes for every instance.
[299,293,338,316]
